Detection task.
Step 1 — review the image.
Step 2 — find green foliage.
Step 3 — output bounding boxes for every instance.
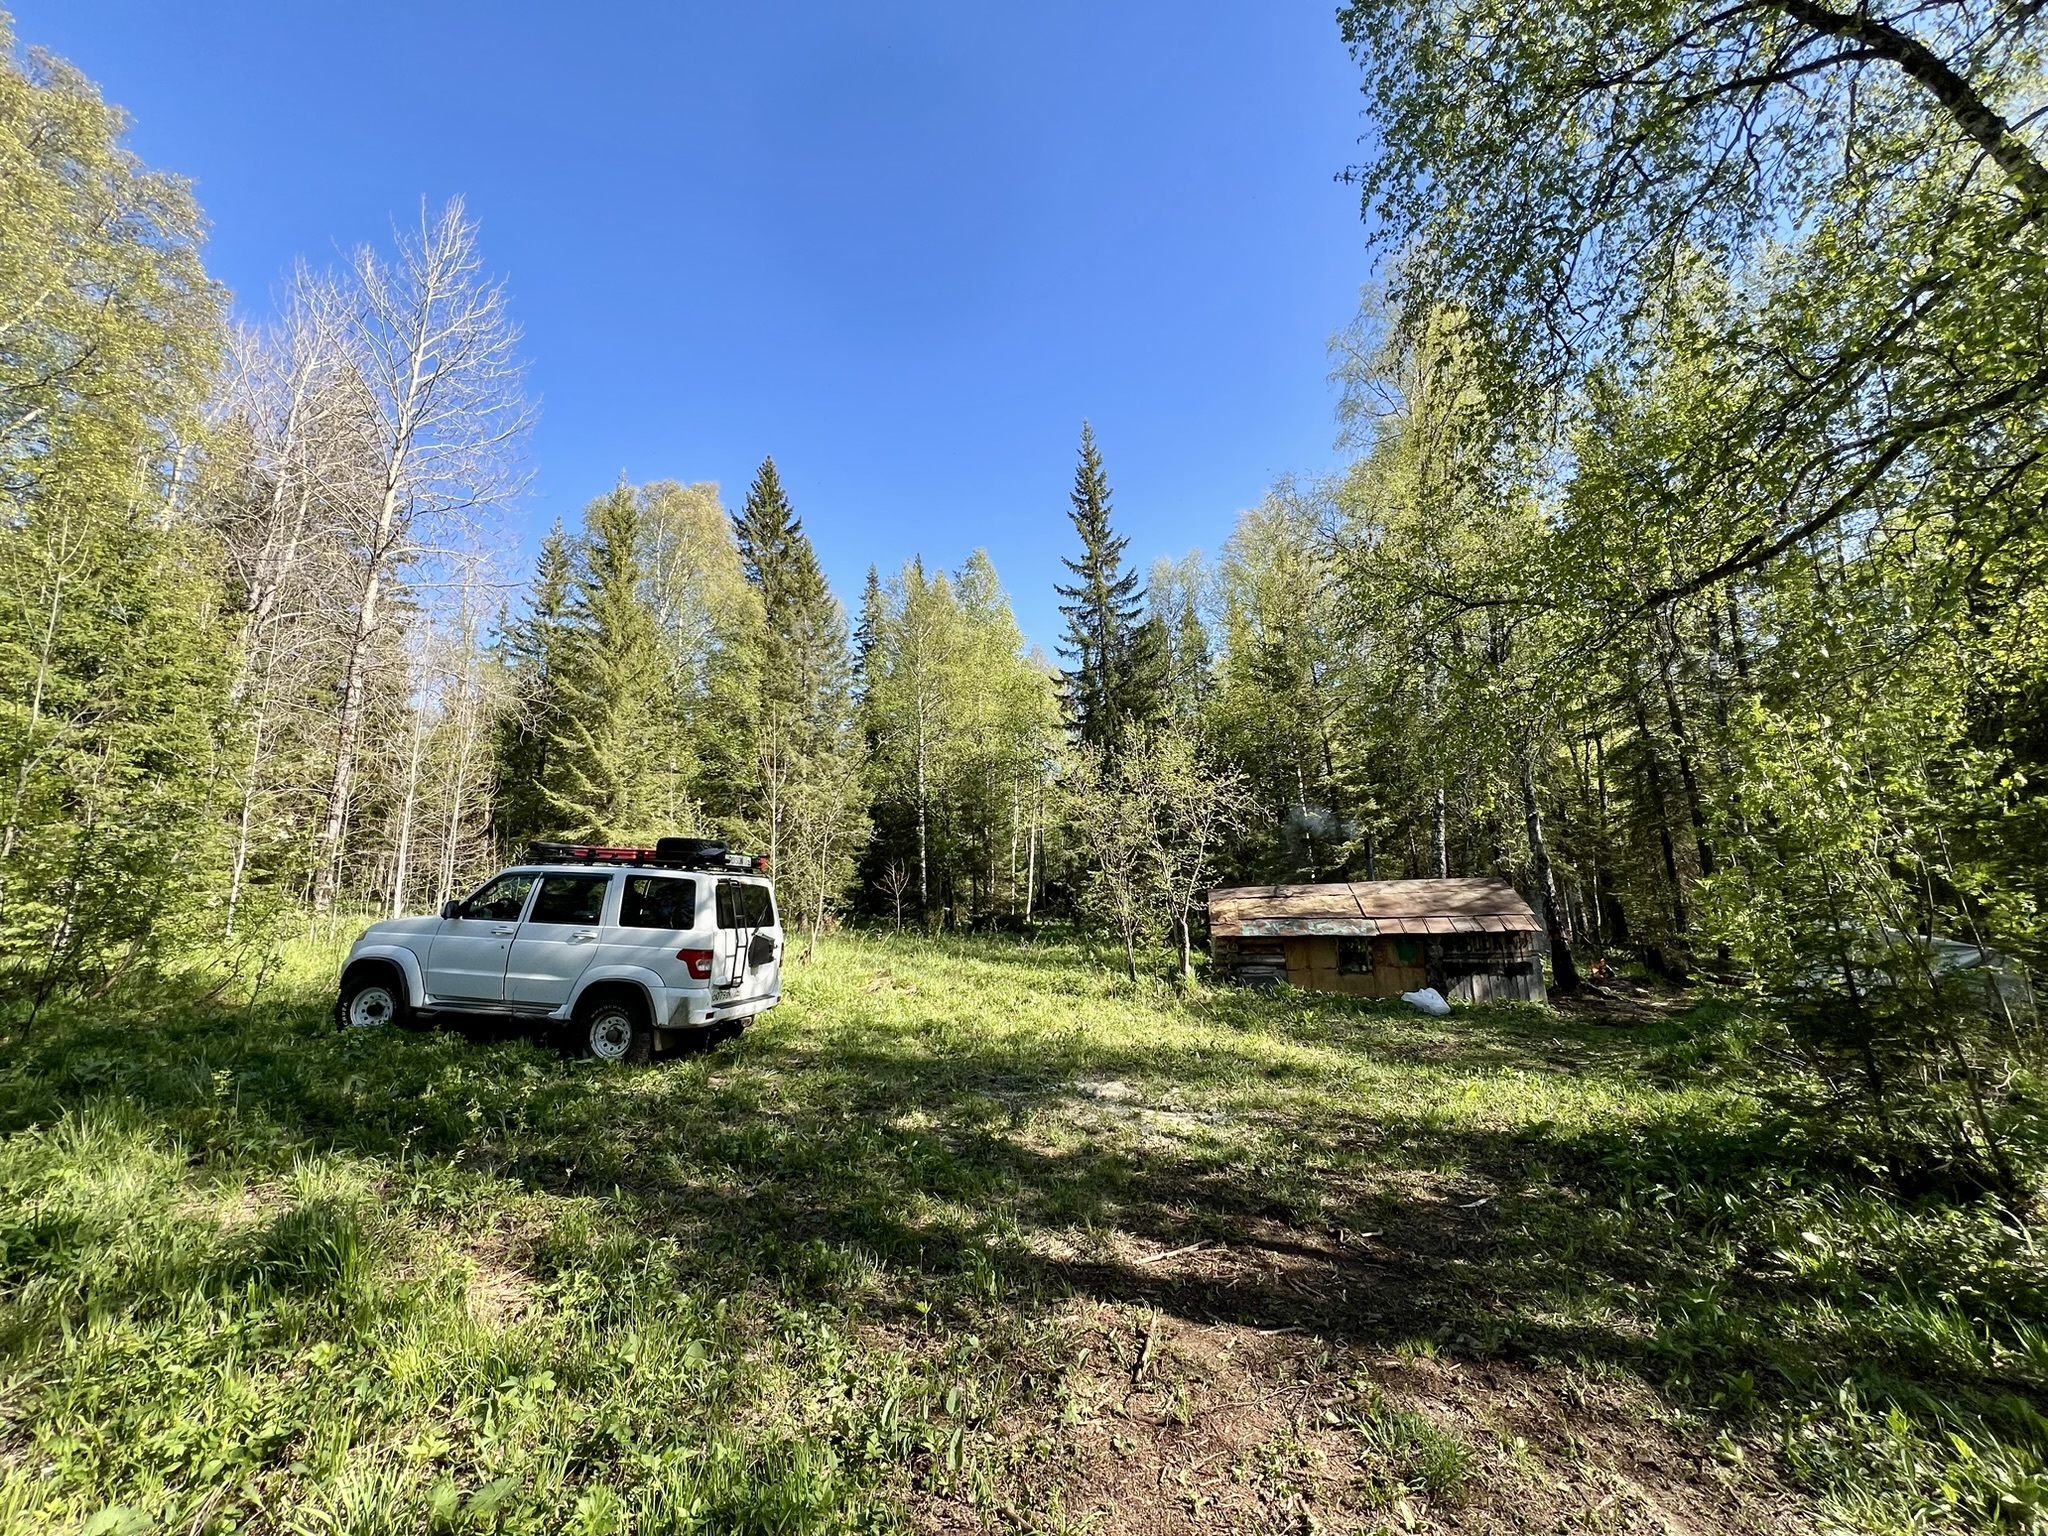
[860,553,1060,925]
[494,482,755,853]
[0,25,234,1013]
[538,485,675,842]
[493,523,575,848]
[1062,720,1251,978]
[721,457,865,916]
[0,24,220,507]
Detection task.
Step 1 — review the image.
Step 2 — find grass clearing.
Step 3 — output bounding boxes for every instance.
[0,929,2043,1533]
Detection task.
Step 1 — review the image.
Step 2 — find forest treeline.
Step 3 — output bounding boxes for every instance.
[3,7,2045,1187]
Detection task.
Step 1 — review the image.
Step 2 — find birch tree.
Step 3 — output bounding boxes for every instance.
[311,199,529,910]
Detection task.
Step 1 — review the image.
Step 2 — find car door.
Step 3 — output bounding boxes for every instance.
[607,873,703,984]
[713,878,781,1003]
[426,873,536,1003]
[506,872,615,1011]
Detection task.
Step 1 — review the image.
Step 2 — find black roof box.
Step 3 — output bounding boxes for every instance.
[655,837,726,866]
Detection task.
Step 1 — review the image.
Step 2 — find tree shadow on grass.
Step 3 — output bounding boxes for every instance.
[0,944,2037,1448]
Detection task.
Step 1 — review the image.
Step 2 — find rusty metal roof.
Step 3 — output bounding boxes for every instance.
[1208,878,1541,938]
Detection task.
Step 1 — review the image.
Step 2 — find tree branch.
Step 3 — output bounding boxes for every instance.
[1769,0,2048,210]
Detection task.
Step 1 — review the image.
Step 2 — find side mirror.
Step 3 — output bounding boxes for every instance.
[441,900,461,920]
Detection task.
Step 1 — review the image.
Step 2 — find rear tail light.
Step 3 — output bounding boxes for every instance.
[676,948,714,981]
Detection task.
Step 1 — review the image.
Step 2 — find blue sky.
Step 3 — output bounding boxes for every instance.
[16,2,1372,650]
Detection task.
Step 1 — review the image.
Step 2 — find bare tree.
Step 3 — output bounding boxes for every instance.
[877,861,912,931]
[203,289,377,938]
[311,199,530,911]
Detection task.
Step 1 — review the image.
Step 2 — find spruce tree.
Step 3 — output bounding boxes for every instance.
[1124,612,1173,731]
[855,564,884,699]
[543,487,668,841]
[1054,422,1144,749]
[727,457,859,887]
[731,457,849,733]
[493,522,574,849]
[732,456,796,595]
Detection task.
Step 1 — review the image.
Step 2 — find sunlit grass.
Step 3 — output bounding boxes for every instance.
[0,929,2041,1532]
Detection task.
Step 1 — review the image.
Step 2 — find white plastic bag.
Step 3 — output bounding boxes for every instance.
[1401,986,1451,1016]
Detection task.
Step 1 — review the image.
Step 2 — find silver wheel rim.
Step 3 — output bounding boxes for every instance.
[589,1009,634,1061]
[345,985,396,1028]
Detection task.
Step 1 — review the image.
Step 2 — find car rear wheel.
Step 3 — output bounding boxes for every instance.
[337,967,409,1031]
[580,993,653,1066]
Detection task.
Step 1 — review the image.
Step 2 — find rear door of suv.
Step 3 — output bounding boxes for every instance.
[713,878,781,1007]
[606,872,706,1011]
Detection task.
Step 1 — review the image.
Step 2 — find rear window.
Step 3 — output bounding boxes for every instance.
[621,875,696,930]
[715,879,775,930]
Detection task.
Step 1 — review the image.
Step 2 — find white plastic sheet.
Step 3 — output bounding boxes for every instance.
[1401,986,1451,1016]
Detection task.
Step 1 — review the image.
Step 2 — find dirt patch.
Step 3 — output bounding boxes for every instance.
[460,1232,538,1328]
[1553,983,1697,1026]
[915,1302,1808,1534]
[178,1179,286,1230]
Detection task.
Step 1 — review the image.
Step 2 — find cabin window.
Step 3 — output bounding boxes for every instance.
[1337,938,1373,974]
[1394,938,1422,966]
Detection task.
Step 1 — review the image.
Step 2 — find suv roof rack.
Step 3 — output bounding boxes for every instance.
[526,839,770,873]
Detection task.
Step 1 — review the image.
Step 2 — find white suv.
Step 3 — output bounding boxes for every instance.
[334,841,782,1064]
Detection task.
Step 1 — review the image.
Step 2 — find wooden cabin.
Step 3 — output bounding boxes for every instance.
[1209,878,1547,1004]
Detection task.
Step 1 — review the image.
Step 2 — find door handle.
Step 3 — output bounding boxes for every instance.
[571,929,600,941]
[491,926,517,937]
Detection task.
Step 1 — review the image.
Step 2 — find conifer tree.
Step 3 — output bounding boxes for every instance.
[855,564,884,701]
[1125,613,1173,732]
[732,455,796,594]
[732,457,850,737]
[543,487,668,841]
[728,458,862,912]
[1055,423,1144,749]
[492,522,574,849]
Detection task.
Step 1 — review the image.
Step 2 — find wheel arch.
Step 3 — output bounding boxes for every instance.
[568,968,664,1021]
[341,946,425,1008]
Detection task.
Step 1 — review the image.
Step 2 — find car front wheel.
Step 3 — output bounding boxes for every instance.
[337,967,409,1031]
[580,994,653,1066]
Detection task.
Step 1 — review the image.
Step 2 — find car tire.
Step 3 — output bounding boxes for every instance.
[337,965,410,1032]
[579,992,653,1066]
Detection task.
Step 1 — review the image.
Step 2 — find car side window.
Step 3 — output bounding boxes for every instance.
[458,874,535,921]
[621,875,696,930]
[527,874,611,926]
[716,880,776,930]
